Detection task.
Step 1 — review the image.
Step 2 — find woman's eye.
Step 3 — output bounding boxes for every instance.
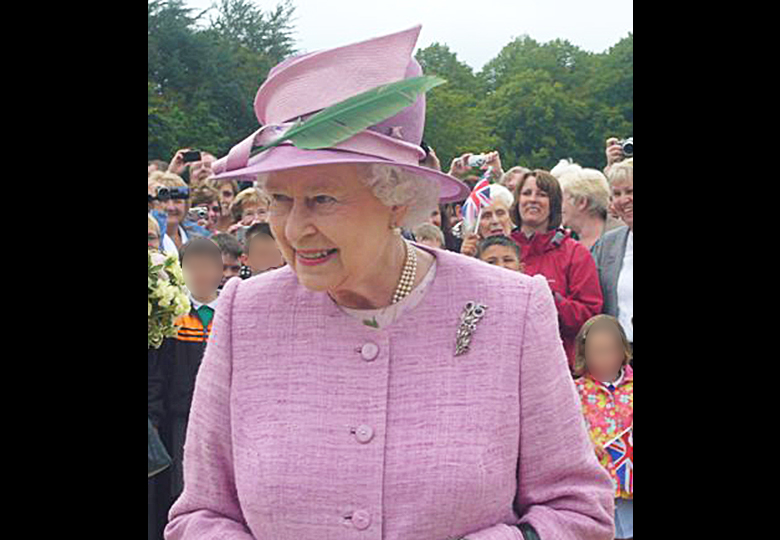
[313,195,336,205]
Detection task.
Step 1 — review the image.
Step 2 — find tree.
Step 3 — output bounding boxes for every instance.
[147,0,298,161]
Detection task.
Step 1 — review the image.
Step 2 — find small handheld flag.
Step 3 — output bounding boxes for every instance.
[461,174,492,235]
[604,426,633,495]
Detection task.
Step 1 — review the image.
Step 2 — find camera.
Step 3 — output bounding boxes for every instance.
[150,186,189,203]
[188,207,208,221]
[467,154,487,168]
[182,150,202,164]
[619,137,633,158]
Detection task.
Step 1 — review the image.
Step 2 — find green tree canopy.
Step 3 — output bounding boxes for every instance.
[148,5,632,174]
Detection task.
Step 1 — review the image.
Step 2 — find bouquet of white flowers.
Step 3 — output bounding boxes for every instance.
[148,249,191,349]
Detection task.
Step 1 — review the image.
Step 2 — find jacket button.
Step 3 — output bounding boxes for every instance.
[360,342,379,361]
[355,424,374,443]
[352,509,371,530]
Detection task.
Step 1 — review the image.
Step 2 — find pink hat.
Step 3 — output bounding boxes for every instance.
[210,25,470,203]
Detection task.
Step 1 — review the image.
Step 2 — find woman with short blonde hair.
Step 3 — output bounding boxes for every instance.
[558,168,618,252]
[229,187,273,224]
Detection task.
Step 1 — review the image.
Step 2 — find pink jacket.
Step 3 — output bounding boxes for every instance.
[165,246,614,540]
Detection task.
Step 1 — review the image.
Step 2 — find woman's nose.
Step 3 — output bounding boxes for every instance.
[284,201,317,242]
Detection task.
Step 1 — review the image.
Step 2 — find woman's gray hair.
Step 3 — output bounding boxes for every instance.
[558,168,611,219]
[361,164,440,229]
[255,163,440,230]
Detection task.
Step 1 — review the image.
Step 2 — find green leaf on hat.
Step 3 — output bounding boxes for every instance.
[250,75,447,156]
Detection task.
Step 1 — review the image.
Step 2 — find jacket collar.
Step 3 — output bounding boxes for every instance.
[586,364,633,389]
[511,226,569,254]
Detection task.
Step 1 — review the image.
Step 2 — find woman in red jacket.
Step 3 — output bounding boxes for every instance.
[510,170,604,369]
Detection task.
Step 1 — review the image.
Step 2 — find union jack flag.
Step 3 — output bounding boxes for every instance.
[604,426,633,494]
[461,174,492,234]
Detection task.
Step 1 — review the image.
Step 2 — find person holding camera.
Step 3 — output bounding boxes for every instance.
[189,185,222,234]
[148,171,212,258]
[448,151,504,184]
[604,137,633,175]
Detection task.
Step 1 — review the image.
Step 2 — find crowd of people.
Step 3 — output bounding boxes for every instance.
[148,136,633,539]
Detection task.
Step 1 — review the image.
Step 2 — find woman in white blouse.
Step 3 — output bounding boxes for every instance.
[592,159,633,358]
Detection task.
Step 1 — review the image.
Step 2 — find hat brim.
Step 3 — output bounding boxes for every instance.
[210,145,470,203]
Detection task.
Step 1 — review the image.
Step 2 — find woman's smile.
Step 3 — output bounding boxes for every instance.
[295,248,339,266]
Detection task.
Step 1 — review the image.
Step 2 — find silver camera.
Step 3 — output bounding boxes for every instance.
[467,154,487,168]
[619,137,633,157]
[188,207,208,221]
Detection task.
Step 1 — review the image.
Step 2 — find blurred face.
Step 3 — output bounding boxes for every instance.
[429,208,441,228]
[478,200,513,238]
[221,254,242,288]
[264,164,401,295]
[182,254,223,299]
[584,327,626,382]
[148,228,160,250]
[479,244,523,272]
[246,234,285,274]
[518,176,550,230]
[189,154,215,186]
[610,175,633,230]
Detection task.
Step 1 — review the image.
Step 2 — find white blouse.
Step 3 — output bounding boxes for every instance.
[336,258,438,329]
[616,230,633,342]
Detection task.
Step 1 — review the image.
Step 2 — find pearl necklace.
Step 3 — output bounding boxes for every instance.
[391,240,418,304]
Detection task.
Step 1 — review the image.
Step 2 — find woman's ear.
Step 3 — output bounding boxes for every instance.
[390,205,409,229]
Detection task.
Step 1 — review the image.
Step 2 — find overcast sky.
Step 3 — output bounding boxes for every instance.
[184,0,632,72]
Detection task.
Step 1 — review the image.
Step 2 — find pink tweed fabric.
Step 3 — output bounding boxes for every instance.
[165,245,614,540]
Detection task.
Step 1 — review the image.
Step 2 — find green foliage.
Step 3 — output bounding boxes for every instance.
[148,0,297,161]
[148,3,632,174]
[420,33,633,171]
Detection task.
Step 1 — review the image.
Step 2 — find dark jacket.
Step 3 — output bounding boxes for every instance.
[159,309,214,420]
[510,227,604,367]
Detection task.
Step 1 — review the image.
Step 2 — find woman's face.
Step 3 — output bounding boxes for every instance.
[265,164,402,294]
[504,172,523,194]
[561,190,582,229]
[220,187,236,215]
[429,208,441,228]
[518,176,550,229]
[610,175,633,230]
[584,328,625,380]
[148,228,160,250]
[164,196,187,228]
[240,203,269,225]
[478,200,514,238]
[479,244,523,272]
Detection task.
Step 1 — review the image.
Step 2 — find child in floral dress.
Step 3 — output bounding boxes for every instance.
[573,315,633,539]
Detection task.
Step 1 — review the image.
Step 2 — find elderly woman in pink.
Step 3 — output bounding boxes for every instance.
[165,26,613,540]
